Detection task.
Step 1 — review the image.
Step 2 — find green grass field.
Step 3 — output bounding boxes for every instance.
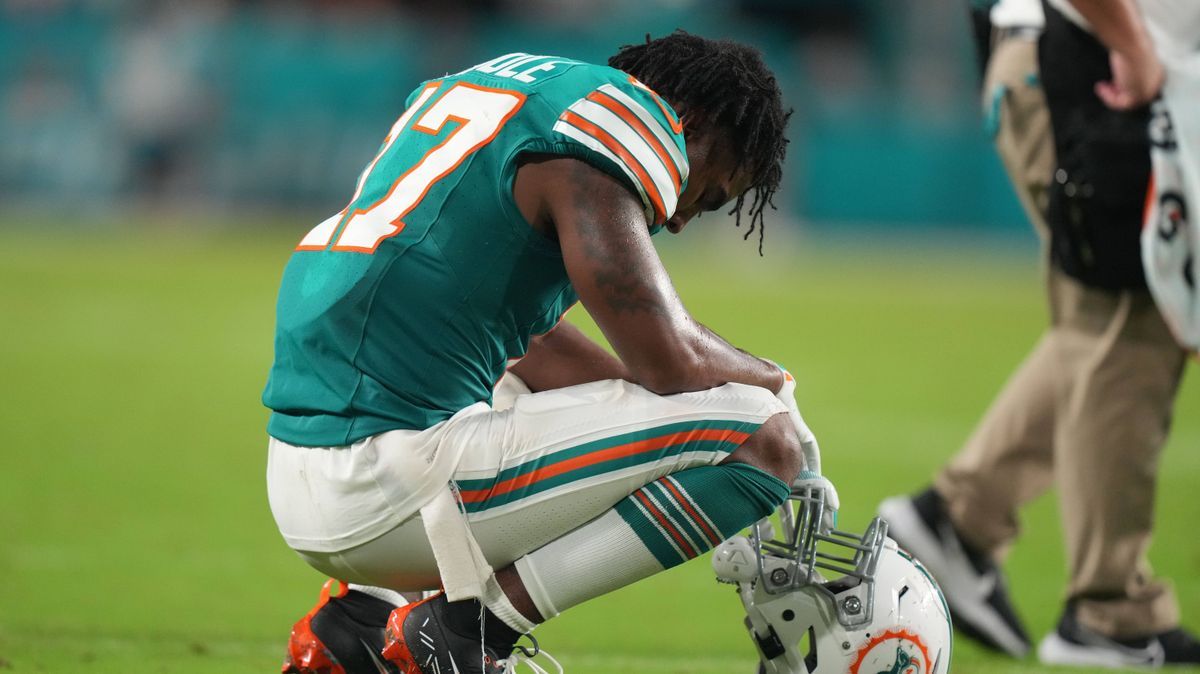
[2,224,1197,673]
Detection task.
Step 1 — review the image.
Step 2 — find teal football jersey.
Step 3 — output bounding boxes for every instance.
[263,53,689,446]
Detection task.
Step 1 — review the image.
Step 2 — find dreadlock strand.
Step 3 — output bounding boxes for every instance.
[610,31,791,255]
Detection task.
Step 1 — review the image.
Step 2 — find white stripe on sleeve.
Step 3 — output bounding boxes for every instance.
[565,99,678,218]
[597,84,689,184]
[553,119,657,223]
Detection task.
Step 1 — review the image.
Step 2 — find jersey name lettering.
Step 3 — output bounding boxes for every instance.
[471,52,562,82]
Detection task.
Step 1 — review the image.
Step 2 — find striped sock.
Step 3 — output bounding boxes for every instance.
[513,462,789,619]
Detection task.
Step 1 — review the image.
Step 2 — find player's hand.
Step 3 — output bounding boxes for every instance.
[794,471,840,533]
[772,363,839,530]
[793,471,839,510]
[1096,49,1164,110]
[772,364,821,475]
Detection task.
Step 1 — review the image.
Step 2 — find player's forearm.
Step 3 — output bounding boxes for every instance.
[691,322,785,394]
[508,321,632,393]
[1067,0,1155,62]
[633,318,783,395]
[545,158,782,396]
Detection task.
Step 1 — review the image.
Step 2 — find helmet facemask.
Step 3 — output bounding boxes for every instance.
[714,484,952,674]
[750,484,890,630]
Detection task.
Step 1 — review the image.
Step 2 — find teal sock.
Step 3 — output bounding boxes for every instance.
[514,462,789,618]
[613,462,790,568]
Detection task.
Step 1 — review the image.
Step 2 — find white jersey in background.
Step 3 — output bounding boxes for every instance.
[990,0,1044,29]
[1136,1,1200,350]
[1046,0,1200,350]
[1045,0,1200,58]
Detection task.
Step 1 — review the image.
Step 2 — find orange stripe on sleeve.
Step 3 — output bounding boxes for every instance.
[628,75,684,134]
[585,91,681,193]
[560,110,667,223]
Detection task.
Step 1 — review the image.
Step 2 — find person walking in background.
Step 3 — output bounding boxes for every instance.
[879,0,1200,667]
[876,0,1050,658]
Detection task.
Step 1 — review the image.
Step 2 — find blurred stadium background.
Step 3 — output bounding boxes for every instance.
[2,0,1021,228]
[1,1,1196,673]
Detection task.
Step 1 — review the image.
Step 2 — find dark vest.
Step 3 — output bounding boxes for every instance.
[1038,1,1152,291]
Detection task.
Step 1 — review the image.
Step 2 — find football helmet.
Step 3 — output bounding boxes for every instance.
[713,483,952,674]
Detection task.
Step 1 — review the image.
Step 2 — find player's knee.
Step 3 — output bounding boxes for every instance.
[728,413,803,484]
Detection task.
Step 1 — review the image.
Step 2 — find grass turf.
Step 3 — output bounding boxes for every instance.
[1,225,1197,673]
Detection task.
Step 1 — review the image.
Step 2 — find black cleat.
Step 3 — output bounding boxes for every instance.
[383,593,548,674]
[879,488,1031,657]
[1039,604,1200,668]
[283,579,400,674]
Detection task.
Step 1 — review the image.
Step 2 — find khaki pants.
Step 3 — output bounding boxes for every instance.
[934,34,1188,639]
[983,35,1054,242]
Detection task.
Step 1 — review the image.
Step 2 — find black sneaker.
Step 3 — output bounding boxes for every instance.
[282,579,400,674]
[383,593,539,674]
[1160,628,1200,665]
[879,488,1031,657]
[1039,604,1200,667]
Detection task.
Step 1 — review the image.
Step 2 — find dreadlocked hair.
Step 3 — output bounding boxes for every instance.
[609,30,791,254]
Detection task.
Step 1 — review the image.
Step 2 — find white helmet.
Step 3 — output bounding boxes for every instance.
[713,485,952,674]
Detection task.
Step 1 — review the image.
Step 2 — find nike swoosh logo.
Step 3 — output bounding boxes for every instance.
[359,638,391,674]
[1131,639,1164,663]
[1140,638,1165,664]
[627,75,685,134]
[1084,634,1166,665]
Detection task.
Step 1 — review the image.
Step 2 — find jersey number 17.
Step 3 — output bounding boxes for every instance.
[296,82,526,254]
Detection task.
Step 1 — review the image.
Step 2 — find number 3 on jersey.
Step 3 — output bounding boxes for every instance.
[298,83,527,253]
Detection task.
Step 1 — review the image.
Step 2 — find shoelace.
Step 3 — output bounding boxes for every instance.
[496,649,562,674]
[496,636,562,674]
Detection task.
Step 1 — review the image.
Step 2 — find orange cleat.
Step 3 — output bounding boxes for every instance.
[380,594,436,673]
[282,579,401,674]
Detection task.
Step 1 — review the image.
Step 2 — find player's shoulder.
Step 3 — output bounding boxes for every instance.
[451,53,689,225]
